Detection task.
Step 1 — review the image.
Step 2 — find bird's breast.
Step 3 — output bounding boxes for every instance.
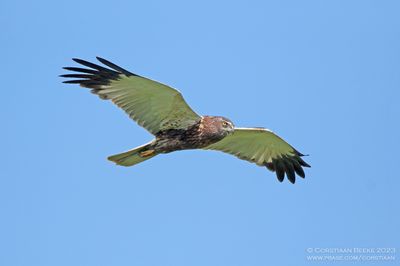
[154,122,225,153]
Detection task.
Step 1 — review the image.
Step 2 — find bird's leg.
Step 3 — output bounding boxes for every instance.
[139,149,155,157]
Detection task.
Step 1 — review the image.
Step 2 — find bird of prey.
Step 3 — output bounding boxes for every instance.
[61,57,310,184]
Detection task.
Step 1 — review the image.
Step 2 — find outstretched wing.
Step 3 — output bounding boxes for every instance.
[204,128,310,184]
[61,57,201,135]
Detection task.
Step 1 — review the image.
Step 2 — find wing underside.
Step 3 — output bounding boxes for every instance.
[204,128,310,183]
[61,57,201,135]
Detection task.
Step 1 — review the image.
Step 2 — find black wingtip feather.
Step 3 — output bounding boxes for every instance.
[72,58,112,72]
[274,161,285,182]
[276,173,284,182]
[267,152,310,184]
[61,57,131,95]
[292,161,305,178]
[96,56,136,76]
[284,161,296,184]
[298,157,311,168]
[63,67,98,74]
[62,80,86,84]
[60,74,93,79]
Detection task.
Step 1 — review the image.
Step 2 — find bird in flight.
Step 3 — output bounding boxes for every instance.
[61,57,310,184]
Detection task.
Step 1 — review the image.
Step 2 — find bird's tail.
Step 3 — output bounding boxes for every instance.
[107,141,158,167]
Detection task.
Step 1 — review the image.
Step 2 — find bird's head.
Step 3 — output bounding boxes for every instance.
[203,116,235,137]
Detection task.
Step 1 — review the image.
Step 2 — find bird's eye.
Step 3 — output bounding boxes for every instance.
[222,121,229,127]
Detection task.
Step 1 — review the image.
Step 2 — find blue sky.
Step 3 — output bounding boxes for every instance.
[1,0,399,265]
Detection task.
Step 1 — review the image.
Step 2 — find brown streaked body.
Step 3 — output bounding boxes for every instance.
[150,116,234,154]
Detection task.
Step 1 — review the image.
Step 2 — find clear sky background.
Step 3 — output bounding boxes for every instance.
[1,1,399,265]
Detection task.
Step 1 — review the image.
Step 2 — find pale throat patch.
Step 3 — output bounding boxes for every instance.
[198,117,205,130]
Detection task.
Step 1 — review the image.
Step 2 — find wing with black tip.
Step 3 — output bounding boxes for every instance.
[204,128,310,184]
[61,57,201,135]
